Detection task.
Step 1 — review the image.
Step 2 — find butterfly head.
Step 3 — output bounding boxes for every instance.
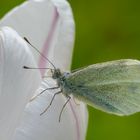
[52,68,62,80]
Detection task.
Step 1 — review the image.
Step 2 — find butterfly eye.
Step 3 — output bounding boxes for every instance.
[63,72,70,78]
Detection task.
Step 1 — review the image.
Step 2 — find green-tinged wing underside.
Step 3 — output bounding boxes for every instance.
[68,59,140,116]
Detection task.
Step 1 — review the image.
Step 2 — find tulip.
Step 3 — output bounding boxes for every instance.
[0,0,88,140]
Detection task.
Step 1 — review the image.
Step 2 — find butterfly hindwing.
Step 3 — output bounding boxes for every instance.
[65,59,140,115]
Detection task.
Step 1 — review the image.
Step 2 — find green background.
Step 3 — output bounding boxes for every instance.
[1,0,140,140]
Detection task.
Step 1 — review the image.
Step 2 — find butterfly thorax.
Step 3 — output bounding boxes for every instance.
[52,68,70,87]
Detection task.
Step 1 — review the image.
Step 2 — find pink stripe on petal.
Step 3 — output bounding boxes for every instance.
[69,100,80,140]
[39,7,59,76]
[39,4,80,140]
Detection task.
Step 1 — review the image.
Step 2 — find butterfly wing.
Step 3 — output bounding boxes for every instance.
[66,59,140,116]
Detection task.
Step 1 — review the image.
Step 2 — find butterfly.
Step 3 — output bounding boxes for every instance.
[24,38,140,122]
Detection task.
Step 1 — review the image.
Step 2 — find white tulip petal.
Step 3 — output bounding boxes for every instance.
[0,27,41,140]
[0,0,75,72]
[0,0,55,63]
[0,0,88,139]
[13,79,88,140]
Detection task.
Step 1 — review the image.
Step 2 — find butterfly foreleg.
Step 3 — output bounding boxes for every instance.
[40,89,62,116]
[30,86,60,102]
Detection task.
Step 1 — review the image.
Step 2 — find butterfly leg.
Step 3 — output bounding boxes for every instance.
[30,86,60,102]
[59,95,71,122]
[40,90,62,116]
[42,68,54,79]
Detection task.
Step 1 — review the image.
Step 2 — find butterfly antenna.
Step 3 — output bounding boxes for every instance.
[23,66,53,70]
[24,37,56,69]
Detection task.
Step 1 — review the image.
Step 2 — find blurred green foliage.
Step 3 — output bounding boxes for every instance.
[0,0,24,18]
[69,0,140,140]
[1,0,140,140]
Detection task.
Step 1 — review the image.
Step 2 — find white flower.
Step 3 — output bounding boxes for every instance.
[0,0,88,140]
